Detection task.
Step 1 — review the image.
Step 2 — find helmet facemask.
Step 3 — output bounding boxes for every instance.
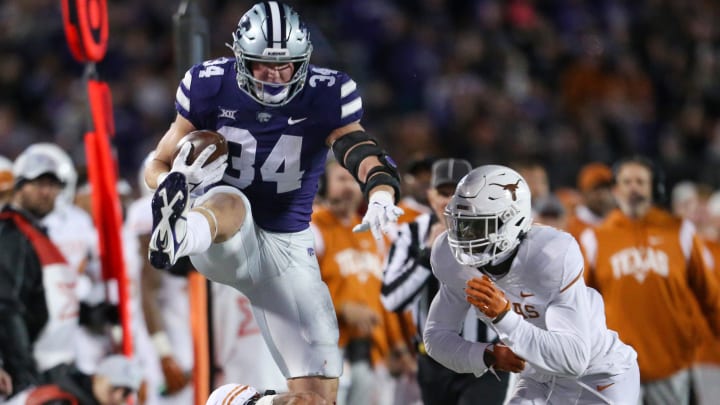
[227,2,313,107]
[445,204,524,267]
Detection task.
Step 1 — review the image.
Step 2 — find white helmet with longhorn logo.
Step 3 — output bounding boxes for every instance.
[444,164,533,267]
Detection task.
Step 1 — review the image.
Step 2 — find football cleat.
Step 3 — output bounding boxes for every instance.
[149,172,189,269]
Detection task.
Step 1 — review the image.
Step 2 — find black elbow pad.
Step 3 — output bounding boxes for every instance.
[331,131,401,201]
[331,131,381,181]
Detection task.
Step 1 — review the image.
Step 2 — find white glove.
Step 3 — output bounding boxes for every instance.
[169,142,228,193]
[353,190,404,240]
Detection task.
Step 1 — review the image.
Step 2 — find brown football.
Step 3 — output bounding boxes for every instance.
[172,129,228,167]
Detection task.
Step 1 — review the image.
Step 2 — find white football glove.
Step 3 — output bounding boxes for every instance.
[353,190,404,240]
[170,142,228,193]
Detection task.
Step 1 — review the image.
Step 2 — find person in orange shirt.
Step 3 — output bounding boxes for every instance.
[579,156,720,405]
[692,190,720,405]
[310,158,414,405]
[566,162,615,241]
[0,155,12,208]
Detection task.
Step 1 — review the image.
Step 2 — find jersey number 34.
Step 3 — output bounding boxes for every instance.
[217,126,304,193]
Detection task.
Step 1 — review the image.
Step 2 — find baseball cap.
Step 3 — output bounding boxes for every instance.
[0,155,12,192]
[205,384,260,405]
[577,162,612,192]
[95,355,142,391]
[406,156,436,176]
[431,158,472,189]
[12,148,64,187]
[534,195,566,219]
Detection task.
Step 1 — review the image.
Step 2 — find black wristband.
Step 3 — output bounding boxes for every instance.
[492,307,510,324]
[363,168,401,203]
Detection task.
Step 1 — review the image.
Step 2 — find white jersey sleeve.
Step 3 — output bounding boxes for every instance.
[492,228,592,377]
[422,233,492,376]
[126,195,153,236]
[42,203,97,274]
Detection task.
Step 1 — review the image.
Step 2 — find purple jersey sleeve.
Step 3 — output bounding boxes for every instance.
[308,66,363,129]
[174,58,232,129]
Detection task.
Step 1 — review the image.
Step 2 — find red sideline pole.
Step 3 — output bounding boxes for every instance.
[63,4,135,403]
[86,80,133,356]
[83,132,110,279]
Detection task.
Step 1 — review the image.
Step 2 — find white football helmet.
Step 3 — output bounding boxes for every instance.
[205,384,260,405]
[227,1,312,106]
[23,143,77,205]
[445,165,533,267]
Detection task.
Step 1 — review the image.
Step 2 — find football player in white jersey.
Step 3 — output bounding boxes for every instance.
[423,164,640,404]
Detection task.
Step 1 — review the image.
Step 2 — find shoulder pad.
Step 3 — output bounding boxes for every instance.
[305,66,363,126]
[176,58,234,120]
[430,233,464,286]
[189,58,234,99]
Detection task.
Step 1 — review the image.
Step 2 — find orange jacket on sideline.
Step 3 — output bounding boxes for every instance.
[695,239,720,366]
[311,207,404,366]
[580,207,720,382]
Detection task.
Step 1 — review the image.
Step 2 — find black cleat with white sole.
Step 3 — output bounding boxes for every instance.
[149,172,189,269]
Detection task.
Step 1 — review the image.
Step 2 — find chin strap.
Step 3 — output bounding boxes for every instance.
[484,241,523,275]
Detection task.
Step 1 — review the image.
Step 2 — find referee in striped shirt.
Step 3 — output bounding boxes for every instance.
[381,158,509,405]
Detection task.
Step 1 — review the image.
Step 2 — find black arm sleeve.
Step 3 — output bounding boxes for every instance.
[331,131,401,201]
[0,225,45,394]
[0,314,40,393]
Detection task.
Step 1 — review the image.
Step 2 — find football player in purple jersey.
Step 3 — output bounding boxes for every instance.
[143,2,403,402]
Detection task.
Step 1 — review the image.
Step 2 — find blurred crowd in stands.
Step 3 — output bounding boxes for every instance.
[2,0,720,191]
